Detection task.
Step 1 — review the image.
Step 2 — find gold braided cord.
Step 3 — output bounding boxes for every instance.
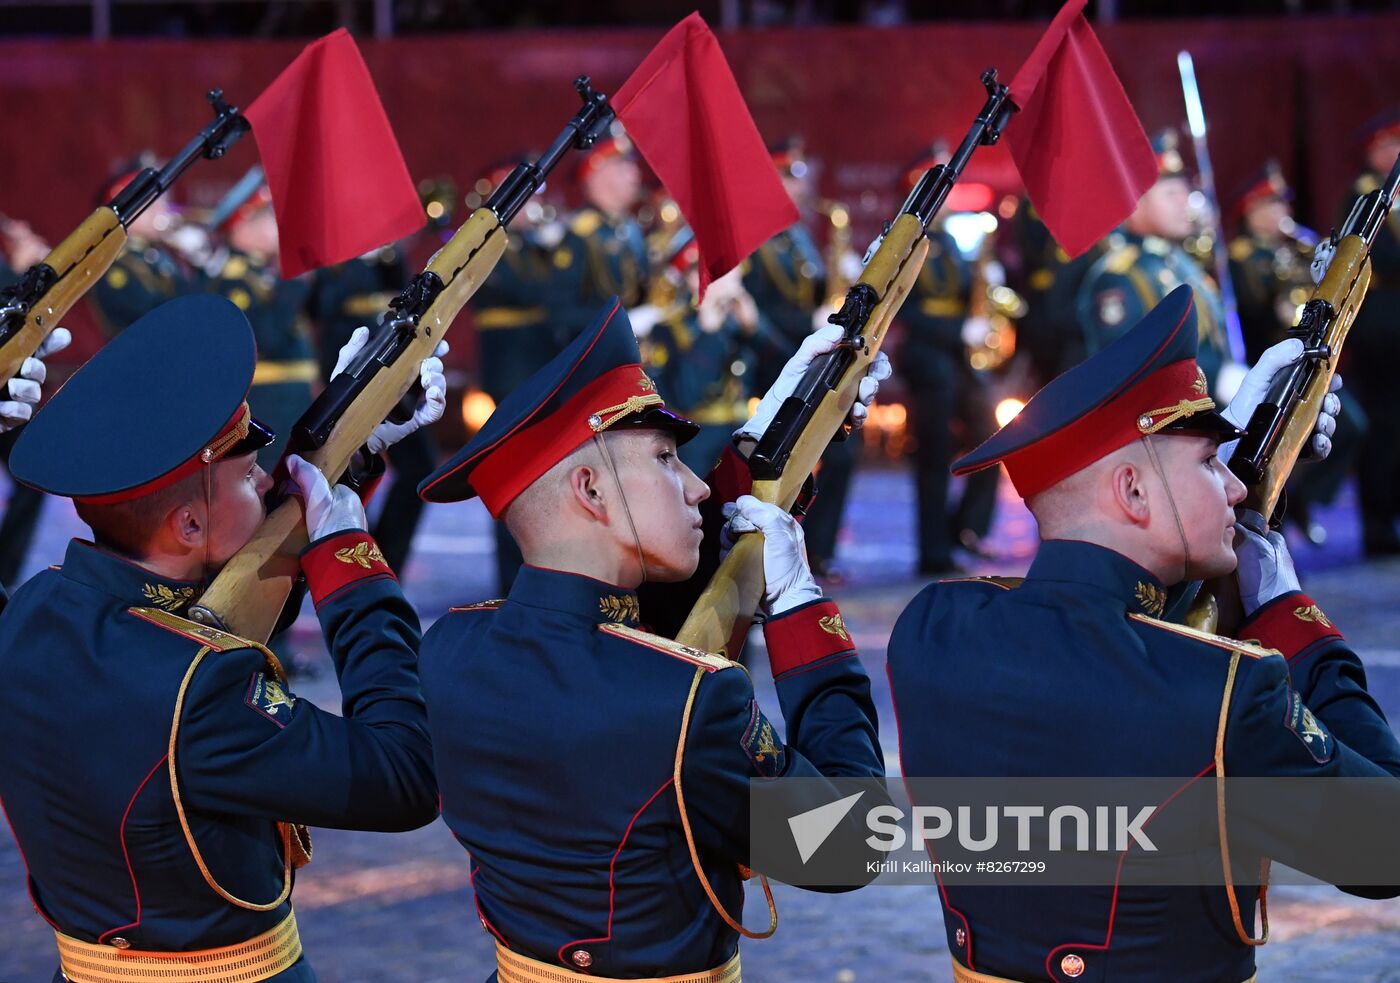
[54,910,300,983]
[495,942,740,983]
[589,393,666,432]
[1214,651,1271,947]
[168,648,295,912]
[201,403,253,463]
[1136,396,1217,435]
[673,667,778,941]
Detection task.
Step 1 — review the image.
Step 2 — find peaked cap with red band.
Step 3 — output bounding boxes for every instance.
[952,285,1242,500]
[10,294,274,503]
[418,297,699,516]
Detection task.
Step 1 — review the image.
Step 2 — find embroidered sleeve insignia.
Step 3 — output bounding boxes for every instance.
[334,541,387,569]
[818,613,849,641]
[246,673,298,727]
[1293,604,1332,629]
[1284,689,1334,764]
[741,699,786,778]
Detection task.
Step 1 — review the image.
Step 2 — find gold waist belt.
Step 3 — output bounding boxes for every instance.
[55,910,301,983]
[251,360,319,385]
[496,942,740,983]
[951,957,1256,983]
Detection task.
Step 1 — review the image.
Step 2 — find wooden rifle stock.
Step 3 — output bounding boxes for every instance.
[190,75,618,642]
[0,89,247,383]
[0,209,127,382]
[1187,154,1399,633]
[190,209,508,641]
[674,216,929,657]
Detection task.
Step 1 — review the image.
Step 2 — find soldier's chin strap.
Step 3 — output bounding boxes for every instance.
[1140,436,1193,585]
[592,433,649,586]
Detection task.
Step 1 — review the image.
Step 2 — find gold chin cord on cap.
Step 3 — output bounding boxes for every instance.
[1140,435,1192,584]
[593,432,649,586]
[201,402,253,463]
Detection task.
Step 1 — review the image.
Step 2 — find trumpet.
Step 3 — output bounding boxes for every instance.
[814,197,854,308]
[966,227,1027,372]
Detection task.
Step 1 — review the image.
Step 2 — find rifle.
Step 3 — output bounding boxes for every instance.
[189,77,615,641]
[674,69,1018,658]
[1187,151,1400,634]
[0,90,248,382]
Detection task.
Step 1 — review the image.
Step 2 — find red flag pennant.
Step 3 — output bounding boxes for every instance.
[613,13,798,299]
[1007,0,1156,258]
[245,29,423,278]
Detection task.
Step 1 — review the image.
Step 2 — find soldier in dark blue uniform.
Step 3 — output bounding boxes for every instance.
[416,298,887,981]
[0,294,443,981]
[207,170,319,472]
[1340,111,1400,556]
[887,286,1392,983]
[91,163,205,336]
[1076,131,1237,402]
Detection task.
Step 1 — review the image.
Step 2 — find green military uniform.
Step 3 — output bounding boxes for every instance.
[91,239,200,336]
[1010,198,1105,386]
[1340,168,1400,554]
[208,251,316,470]
[566,206,650,314]
[741,224,825,390]
[1077,230,1231,400]
[472,229,582,590]
[1228,231,1315,363]
[900,228,998,574]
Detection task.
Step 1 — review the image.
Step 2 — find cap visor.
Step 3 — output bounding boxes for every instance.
[1160,410,1245,442]
[227,417,277,458]
[610,406,701,446]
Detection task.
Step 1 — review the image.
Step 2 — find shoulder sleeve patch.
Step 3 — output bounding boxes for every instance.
[741,698,786,778]
[128,606,258,653]
[245,672,298,728]
[597,622,734,672]
[1283,689,1334,763]
[449,599,505,613]
[1128,612,1277,659]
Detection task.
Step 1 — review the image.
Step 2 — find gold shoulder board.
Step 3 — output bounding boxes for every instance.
[597,622,735,673]
[449,599,505,613]
[1128,613,1276,659]
[127,606,257,653]
[1104,245,1142,275]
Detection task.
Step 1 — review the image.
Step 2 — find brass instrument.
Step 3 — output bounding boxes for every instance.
[965,220,1026,372]
[815,198,853,307]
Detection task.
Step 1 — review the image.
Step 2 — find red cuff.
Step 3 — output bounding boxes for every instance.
[763,598,856,677]
[707,445,753,503]
[300,530,396,607]
[1239,592,1342,661]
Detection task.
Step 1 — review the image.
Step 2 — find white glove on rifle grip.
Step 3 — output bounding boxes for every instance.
[1234,509,1301,618]
[331,326,450,455]
[286,454,367,540]
[722,495,822,617]
[0,326,71,431]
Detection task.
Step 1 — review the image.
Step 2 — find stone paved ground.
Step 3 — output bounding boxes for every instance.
[4,465,1400,981]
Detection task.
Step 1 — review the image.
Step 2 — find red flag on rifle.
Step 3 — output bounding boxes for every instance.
[245,29,423,278]
[613,13,798,299]
[1007,0,1155,258]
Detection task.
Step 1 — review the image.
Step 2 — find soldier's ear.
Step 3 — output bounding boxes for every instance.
[165,500,206,551]
[1111,462,1152,526]
[568,464,608,522]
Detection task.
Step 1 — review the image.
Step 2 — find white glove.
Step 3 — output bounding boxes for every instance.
[331,326,449,456]
[0,327,71,432]
[1220,338,1341,463]
[721,495,822,616]
[1311,240,1336,284]
[1234,510,1301,618]
[737,326,890,441]
[849,351,891,431]
[627,304,664,339]
[286,454,367,539]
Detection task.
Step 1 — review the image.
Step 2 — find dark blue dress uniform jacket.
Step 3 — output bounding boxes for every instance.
[0,531,438,981]
[419,564,884,978]
[888,539,1400,983]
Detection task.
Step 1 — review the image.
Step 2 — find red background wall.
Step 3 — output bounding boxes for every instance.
[1,14,1397,362]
